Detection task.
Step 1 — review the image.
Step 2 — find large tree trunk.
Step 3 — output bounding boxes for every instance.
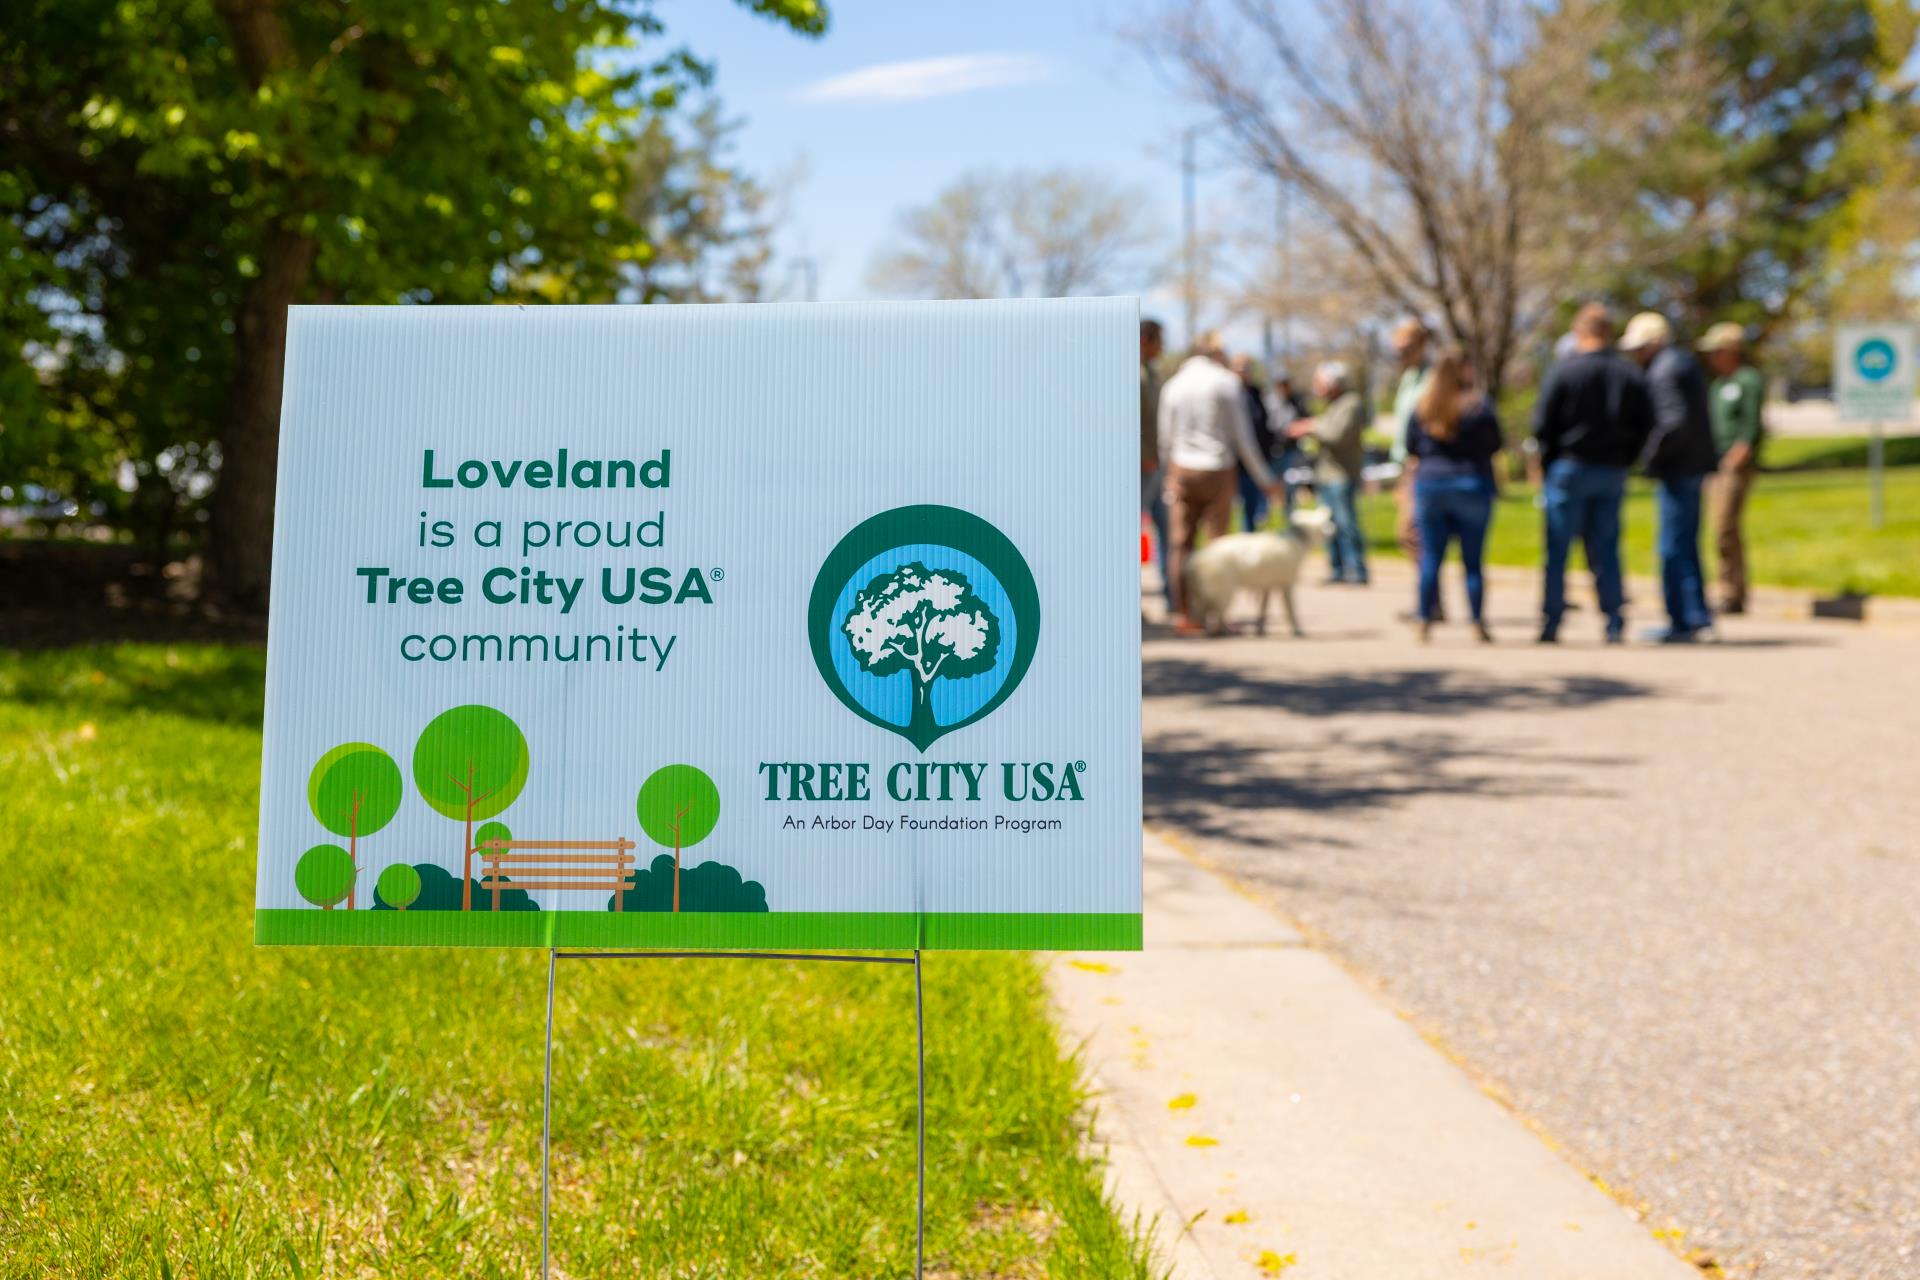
[206,0,309,613]
[207,226,314,612]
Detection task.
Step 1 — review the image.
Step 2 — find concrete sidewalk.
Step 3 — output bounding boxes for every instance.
[1048,834,1699,1279]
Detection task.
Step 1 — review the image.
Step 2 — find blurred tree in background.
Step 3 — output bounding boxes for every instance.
[868,167,1163,301]
[0,0,825,609]
[1556,0,1915,342]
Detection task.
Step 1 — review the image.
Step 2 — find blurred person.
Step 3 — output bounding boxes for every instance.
[1159,331,1282,635]
[1532,303,1652,644]
[1386,320,1433,610]
[1405,346,1503,642]
[1230,353,1279,532]
[1288,361,1369,585]
[1622,311,1719,642]
[1699,322,1764,615]
[1141,319,1171,610]
[1268,372,1311,514]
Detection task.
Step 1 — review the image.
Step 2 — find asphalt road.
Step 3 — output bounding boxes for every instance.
[1142,568,1920,1280]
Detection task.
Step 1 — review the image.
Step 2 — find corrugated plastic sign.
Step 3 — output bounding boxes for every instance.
[254,300,1143,950]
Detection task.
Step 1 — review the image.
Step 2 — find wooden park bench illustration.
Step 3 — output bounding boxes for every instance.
[478,837,638,910]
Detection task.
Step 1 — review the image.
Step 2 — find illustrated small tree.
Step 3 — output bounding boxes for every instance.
[637,765,720,912]
[295,844,356,911]
[842,562,1001,747]
[376,864,422,912]
[307,743,403,910]
[412,706,531,911]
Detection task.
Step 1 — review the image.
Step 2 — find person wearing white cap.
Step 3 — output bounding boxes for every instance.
[1698,322,1763,614]
[1287,361,1370,585]
[1621,310,1719,642]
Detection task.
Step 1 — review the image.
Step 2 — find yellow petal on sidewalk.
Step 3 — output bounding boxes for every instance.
[1223,1209,1250,1224]
[1185,1134,1219,1147]
[1068,960,1116,974]
[1167,1092,1198,1110]
[1256,1250,1298,1274]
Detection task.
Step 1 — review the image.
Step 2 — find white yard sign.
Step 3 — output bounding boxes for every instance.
[1834,323,1916,425]
[255,300,1143,950]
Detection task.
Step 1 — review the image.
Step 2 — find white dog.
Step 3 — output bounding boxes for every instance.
[1183,504,1336,637]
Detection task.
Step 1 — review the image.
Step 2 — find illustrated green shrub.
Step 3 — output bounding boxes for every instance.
[375,863,422,912]
[372,863,538,912]
[412,706,530,911]
[295,844,356,910]
[608,855,768,913]
[307,742,403,910]
[636,764,721,912]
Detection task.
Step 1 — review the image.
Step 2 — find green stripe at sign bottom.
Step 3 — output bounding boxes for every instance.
[254,910,1142,951]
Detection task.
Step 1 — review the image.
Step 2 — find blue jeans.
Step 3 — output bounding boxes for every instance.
[1415,476,1493,622]
[1541,460,1627,626]
[1656,474,1713,631]
[1320,479,1368,583]
[1143,468,1172,608]
[1236,465,1270,532]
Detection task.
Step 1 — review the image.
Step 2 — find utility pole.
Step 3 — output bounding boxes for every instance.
[1279,179,1293,370]
[797,257,819,303]
[1183,126,1198,347]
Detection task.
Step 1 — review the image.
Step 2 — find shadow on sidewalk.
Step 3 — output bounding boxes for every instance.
[1143,661,1653,872]
[1146,657,1655,718]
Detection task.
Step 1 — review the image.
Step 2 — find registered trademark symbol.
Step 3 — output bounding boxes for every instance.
[1072,760,1086,772]
[710,567,725,582]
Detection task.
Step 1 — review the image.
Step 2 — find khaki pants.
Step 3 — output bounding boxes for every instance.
[1711,463,1755,609]
[1165,464,1236,620]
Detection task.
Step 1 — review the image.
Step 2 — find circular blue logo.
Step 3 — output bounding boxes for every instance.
[808,507,1040,751]
[1855,337,1897,383]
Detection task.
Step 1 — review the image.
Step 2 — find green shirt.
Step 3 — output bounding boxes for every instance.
[1709,365,1765,456]
[1388,365,1429,463]
[1314,392,1368,484]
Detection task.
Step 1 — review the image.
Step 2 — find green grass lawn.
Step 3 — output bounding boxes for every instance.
[0,644,1159,1279]
[1355,464,1920,598]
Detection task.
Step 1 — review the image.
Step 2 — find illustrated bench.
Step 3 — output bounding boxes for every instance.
[478,838,638,910]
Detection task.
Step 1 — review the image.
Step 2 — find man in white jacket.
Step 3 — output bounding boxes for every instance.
[1158,331,1280,634]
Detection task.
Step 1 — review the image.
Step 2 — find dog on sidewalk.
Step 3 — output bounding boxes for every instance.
[1183,504,1335,637]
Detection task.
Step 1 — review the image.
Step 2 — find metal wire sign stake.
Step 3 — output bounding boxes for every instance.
[540,948,927,1280]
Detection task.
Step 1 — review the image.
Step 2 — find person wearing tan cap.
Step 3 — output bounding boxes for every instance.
[1621,310,1719,642]
[1699,322,1764,614]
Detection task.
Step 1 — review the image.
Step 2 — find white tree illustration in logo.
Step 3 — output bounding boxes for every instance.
[842,562,1001,738]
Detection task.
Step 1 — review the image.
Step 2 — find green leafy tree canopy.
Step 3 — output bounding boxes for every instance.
[1,0,829,606]
[307,743,403,838]
[637,765,719,850]
[375,863,422,912]
[294,844,355,909]
[413,706,529,823]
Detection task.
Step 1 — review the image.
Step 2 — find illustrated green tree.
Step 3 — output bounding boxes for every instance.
[0,0,828,608]
[375,863,422,912]
[842,563,1001,745]
[307,743,403,910]
[295,844,356,910]
[637,765,720,912]
[412,706,530,912]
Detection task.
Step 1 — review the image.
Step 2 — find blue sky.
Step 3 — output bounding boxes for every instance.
[664,1,1212,319]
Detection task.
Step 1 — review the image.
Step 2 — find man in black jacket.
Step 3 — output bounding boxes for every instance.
[1621,311,1719,642]
[1532,303,1652,644]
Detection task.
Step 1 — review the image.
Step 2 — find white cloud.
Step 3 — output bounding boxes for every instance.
[795,53,1052,104]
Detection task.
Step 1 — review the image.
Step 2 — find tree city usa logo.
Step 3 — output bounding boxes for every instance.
[808,506,1039,750]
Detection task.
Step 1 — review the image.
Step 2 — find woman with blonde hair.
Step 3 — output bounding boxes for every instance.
[1405,346,1504,641]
